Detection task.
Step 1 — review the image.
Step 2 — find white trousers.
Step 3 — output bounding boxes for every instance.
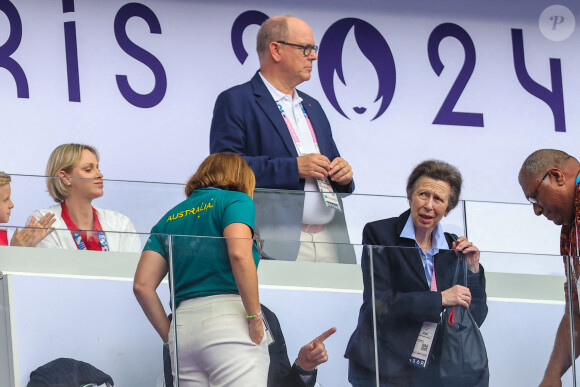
[168,294,270,387]
[297,229,343,263]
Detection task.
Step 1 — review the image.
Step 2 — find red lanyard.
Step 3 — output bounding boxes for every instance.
[0,229,7,246]
[60,202,108,251]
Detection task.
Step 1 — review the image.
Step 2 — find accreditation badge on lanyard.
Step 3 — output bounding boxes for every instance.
[277,102,342,211]
[60,203,110,251]
[409,260,438,368]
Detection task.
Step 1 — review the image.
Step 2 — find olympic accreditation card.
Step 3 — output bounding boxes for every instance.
[317,177,342,211]
[409,321,438,368]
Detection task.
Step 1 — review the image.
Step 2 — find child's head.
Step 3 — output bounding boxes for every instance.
[0,172,13,223]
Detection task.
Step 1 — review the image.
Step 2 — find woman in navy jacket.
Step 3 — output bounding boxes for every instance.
[345,160,488,386]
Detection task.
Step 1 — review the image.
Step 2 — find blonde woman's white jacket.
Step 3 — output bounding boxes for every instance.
[30,204,141,252]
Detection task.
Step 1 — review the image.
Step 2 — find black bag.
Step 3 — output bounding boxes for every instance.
[439,254,489,387]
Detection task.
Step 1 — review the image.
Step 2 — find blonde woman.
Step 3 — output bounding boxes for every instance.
[134,153,269,387]
[29,144,140,251]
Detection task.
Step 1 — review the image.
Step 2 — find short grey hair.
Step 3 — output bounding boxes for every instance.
[518,149,572,184]
[406,160,463,212]
[256,15,290,60]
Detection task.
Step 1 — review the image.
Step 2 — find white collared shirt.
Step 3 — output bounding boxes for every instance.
[259,72,335,225]
[400,212,448,288]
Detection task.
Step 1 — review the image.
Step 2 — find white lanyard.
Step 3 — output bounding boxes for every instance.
[409,258,438,368]
[276,102,341,211]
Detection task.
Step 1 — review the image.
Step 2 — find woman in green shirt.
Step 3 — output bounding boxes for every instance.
[134,153,268,386]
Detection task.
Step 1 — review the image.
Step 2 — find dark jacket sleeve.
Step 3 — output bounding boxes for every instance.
[362,221,443,325]
[263,305,316,387]
[209,88,302,190]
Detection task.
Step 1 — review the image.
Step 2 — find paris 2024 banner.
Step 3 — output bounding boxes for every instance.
[0,0,577,229]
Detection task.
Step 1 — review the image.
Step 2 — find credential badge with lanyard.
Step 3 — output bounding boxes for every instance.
[61,203,110,251]
[409,260,438,368]
[277,102,342,212]
[70,223,110,251]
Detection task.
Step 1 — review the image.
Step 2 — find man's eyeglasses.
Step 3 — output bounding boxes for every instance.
[527,171,550,204]
[277,41,318,56]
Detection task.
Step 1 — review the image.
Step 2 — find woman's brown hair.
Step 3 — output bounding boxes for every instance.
[406,160,462,212]
[185,153,256,198]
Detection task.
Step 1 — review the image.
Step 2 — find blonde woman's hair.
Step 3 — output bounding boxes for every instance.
[185,153,256,198]
[0,172,11,186]
[46,144,99,202]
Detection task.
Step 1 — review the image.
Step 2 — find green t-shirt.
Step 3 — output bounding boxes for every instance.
[143,188,259,308]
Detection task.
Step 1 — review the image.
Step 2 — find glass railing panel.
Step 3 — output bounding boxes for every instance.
[7,173,554,257]
[6,174,185,237]
[6,174,472,260]
[0,222,148,252]
[485,252,577,386]
[564,255,579,387]
[2,227,576,386]
[253,189,466,264]
[0,229,168,387]
[258,239,364,387]
[0,268,12,387]
[365,245,575,386]
[253,188,364,263]
[464,200,561,256]
[167,235,363,386]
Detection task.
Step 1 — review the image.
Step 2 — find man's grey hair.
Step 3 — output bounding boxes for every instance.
[256,15,291,60]
[519,149,572,184]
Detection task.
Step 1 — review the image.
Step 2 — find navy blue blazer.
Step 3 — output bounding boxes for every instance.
[210,71,354,193]
[344,210,488,376]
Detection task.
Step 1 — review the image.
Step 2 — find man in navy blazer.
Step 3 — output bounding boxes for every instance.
[210,15,355,263]
[210,71,350,192]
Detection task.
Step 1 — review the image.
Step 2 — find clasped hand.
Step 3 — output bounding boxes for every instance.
[297,154,352,186]
[441,284,472,308]
[451,236,480,273]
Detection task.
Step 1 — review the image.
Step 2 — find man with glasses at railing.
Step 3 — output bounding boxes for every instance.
[519,149,580,387]
[210,14,355,263]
